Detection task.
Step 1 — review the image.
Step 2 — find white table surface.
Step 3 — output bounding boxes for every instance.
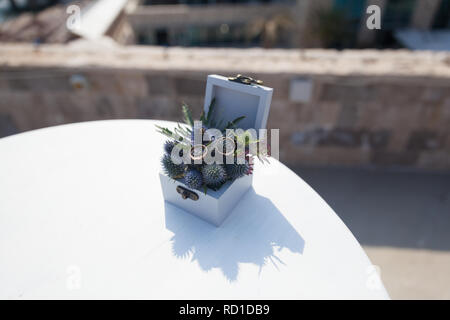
[0,120,389,299]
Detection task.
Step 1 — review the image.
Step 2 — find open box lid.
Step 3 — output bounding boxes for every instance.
[203,75,273,131]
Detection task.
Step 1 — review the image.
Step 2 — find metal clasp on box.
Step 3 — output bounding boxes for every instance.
[228,74,263,85]
[176,186,199,201]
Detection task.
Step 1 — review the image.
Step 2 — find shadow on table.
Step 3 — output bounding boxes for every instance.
[164,188,304,282]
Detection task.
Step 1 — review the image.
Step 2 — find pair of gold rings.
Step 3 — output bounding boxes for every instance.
[190,137,236,161]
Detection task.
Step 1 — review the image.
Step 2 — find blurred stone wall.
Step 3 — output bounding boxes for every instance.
[1,44,450,170]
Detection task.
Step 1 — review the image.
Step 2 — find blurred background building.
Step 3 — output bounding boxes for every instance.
[1,0,450,48]
[128,0,449,49]
[0,0,449,299]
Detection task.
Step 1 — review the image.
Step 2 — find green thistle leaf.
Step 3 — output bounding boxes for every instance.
[205,98,216,126]
[225,116,246,129]
[200,111,205,124]
[181,104,194,127]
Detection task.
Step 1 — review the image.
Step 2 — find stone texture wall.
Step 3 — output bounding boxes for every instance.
[1,44,450,171]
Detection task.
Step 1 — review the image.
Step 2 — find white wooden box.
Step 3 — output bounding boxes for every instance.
[159,74,273,226]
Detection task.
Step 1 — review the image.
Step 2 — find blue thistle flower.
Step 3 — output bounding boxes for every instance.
[164,140,176,155]
[161,154,185,179]
[184,169,203,190]
[202,164,227,188]
[187,163,203,172]
[225,161,251,180]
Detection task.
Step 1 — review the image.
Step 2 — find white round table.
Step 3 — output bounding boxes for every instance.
[0,120,388,299]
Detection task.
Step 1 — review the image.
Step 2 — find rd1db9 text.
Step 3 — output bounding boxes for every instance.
[179,304,270,317]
